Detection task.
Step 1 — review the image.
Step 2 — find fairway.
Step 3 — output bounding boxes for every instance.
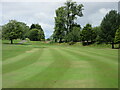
[2,41,118,88]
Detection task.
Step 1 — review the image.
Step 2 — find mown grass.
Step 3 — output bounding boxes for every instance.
[2,40,118,88]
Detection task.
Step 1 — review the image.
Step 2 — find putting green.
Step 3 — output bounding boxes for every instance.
[2,42,118,88]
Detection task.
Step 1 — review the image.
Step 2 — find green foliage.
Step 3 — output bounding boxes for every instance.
[92,26,103,43]
[28,29,42,41]
[81,24,96,45]
[53,0,83,43]
[29,24,45,41]
[100,10,120,43]
[53,7,67,43]
[2,20,28,44]
[100,10,120,48]
[19,22,29,40]
[114,26,120,43]
[65,26,81,42]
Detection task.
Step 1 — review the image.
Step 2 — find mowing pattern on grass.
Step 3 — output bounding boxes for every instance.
[2,43,118,88]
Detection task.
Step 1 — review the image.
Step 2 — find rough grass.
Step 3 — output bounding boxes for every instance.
[2,40,118,88]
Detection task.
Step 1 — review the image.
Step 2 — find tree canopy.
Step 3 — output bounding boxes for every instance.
[29,24,45,41]
[114,26,120,48]
[53,0,84,43]
[100,10,120,48]
[2,20,28,44]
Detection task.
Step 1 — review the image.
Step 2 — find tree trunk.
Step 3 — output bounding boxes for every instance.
[10,39,13,44]
[87,40,88,45]
[59,38,62,43]
[55,39,57,42]
[118,43,120,49]
[111,42,114,49]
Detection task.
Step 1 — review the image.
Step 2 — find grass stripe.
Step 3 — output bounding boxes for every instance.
[58,47,118,88]
[61,47,118,66]
[3,48,39,65]
[3,48,43,74]
[13,47,71,88]
[3,48,54,88]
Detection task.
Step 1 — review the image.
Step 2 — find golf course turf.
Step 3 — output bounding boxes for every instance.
[2,41,118,88]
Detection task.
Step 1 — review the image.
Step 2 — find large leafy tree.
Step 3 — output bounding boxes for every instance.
[2,20,28,44]
[28,29,41,41]
[29,24,45,41]
[92,26,103,43]
[100,10,120,48]
[81,24,96,45]
[65,24,81,42]
[65,0,83,33]
[53,0,83,43]
[114,26,120,48]
[18,22,29,40]
[53,7,66,43]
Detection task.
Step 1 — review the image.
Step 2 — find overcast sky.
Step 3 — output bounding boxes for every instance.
[1,1,118,38]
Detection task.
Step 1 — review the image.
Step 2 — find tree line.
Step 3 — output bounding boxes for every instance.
[52,0,120,48]
[2,20,45,44]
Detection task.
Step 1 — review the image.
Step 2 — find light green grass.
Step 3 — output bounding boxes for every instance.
[2,40,118,88]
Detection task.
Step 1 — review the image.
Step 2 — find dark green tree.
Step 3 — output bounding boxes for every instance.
[18,22,29,40]
[30,24,36,29]
[29,24,45,41]
[28,29,41,41]
[53,0,83,43]
[2,20,27,44]
[81,24,96,45]
[65,0,83,33]
[114,26,120,48]
[92,26,102,43]
[100,10,120,48]
[53,7,66,43]
[65,24,81,42]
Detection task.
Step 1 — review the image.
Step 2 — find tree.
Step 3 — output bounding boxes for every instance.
[53,0,84,43]
[2,20,26,44]
[53,7,66,43]
[18,22,29,40]
[28,29,41,41]
[92,26,103,43]
[81,24,96,45]
[29,24,45,41]
[100,10,120,48]
[30,24,45,41]
[114,26,120,48]
[65,0,83,33]
[30,24,36,29]
[65,24,81,42]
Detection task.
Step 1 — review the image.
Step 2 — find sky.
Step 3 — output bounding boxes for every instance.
[1,1,118,38]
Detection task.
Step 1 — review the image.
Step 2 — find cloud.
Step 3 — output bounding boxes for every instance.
[77,2,117,27]
[99,8,111,14]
